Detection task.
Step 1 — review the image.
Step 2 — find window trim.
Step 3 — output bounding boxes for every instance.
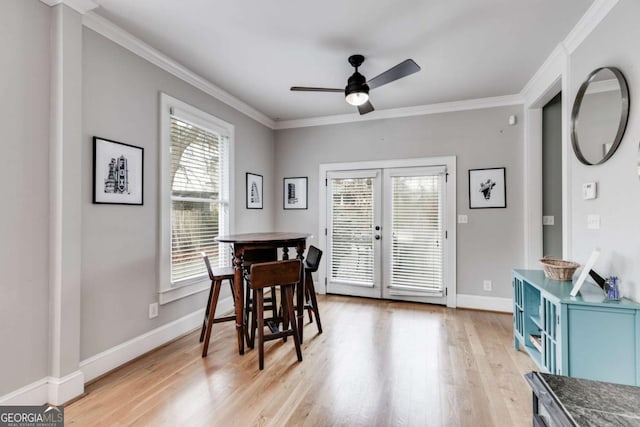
[159,93,234,304]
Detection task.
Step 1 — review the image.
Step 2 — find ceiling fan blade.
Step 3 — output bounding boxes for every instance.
[290,86,343,93]
[367,59,421,90]
[357,100,375,115]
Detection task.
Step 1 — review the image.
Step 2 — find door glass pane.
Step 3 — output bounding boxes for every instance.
[390,175,443,291]
[330,178,374,285]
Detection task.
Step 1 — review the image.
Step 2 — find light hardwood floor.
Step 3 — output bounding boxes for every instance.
[66,295,536,426]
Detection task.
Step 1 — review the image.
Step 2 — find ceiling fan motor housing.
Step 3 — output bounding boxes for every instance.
[345,71,369,97]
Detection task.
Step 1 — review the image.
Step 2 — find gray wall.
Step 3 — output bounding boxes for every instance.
[543,93,563,258]
[569,0,640,302]
[0,0,51,395]
[81,29,275,359]
[274,106,524,299]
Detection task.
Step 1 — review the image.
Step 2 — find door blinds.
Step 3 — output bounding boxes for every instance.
[389,173,444,293]
[329,177,375,285]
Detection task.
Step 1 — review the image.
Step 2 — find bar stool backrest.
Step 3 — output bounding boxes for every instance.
[250,259,301,289]
[201,252,215,280]
[305,246,323,273]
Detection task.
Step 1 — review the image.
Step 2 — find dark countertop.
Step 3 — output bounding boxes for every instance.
[539,373,640,426]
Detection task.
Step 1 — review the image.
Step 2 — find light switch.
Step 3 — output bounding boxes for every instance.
[458,215,468,224]
[543,216,555,226]
[583,182,597,200]
[587,214,600,230]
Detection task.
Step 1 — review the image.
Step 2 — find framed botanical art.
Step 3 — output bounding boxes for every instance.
[246,172,263,209]
[469,167,506,209]
[93,137,144,205]
[283,177,308,210]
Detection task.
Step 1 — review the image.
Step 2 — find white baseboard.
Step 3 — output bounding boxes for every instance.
[456,294,513,313]
[48,370,85,405]
[0,377,49,405]
[80,295,233,383]
[0,370,85,406]
[0,297,234,405]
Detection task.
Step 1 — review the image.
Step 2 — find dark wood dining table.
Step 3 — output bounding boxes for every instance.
[215,232,311,355]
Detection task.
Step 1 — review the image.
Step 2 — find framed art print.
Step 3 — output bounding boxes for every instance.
[469,167,506,209]
[93,137,144,205]
[246,172,263,209]
[283,177,308,210]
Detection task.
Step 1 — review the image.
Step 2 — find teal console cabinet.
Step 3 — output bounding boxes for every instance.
[513,269,640,386]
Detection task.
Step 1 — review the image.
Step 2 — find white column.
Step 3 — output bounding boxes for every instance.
[48,1,94,405]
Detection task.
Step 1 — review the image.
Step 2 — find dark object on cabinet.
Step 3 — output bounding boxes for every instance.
[588,269,606,290]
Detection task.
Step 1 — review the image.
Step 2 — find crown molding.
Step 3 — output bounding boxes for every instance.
[76,0,616,132]
[82,12,276,129]
[273,94,523,130]
[563,0,619,54]
[40,0,98,14]
[519,0,618,107]
[80,12,524,131]
[520,44,567,107]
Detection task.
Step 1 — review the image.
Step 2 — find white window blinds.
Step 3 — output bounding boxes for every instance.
[390,173,444,292]
[170,115,228,284]
[329,177,374,285]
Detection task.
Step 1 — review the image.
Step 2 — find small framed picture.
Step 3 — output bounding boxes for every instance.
[283,177,308,210]
[246,172,263,209]
[469,167,506,209]
[93,137,143,205]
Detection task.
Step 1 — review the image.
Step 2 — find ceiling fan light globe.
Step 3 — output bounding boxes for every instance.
[345,91,369,106]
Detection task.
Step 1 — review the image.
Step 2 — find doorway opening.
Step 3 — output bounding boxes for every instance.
[542,92,563,258]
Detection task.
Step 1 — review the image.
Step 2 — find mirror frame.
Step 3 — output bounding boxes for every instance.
[570,66,630,166]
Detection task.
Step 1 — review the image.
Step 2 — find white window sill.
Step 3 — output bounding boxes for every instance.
[159,277,210,305]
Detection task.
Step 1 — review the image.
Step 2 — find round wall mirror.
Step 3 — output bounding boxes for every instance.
[571,67,629,165]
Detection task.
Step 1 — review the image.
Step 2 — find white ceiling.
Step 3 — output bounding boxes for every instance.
[92,0,594,122]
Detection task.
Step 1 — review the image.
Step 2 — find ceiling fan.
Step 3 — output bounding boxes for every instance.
[291,54,421,115]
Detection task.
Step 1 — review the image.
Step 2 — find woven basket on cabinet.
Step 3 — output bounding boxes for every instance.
[539,257,580,281]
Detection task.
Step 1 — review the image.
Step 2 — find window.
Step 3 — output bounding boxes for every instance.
[160,94,233,304]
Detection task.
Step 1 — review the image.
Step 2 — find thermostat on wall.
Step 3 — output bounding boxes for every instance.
[583,182,597,200]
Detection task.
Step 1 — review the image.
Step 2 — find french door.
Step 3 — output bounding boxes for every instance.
[325,165,449,305]
[326,169,382,299]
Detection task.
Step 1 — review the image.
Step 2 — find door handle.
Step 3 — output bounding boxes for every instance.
[375,235,381,240]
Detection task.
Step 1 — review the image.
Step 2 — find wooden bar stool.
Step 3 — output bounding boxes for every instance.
[200,252,236,357]
[241,248,278,348]
[249,259,303,370]
[303,246,323,334]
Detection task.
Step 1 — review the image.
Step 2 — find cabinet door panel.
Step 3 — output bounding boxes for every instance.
[568,307,636,385]
[542,298,559,374]
[513,277,525,340]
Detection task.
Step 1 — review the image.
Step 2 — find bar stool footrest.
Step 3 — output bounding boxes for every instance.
[210,315,236,324]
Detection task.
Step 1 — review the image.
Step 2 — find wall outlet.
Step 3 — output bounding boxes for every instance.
[458,214,468,224]
[483,280,492,292]
[149,302,159,319]
[587,214,600,230]
[542,215,555,226]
